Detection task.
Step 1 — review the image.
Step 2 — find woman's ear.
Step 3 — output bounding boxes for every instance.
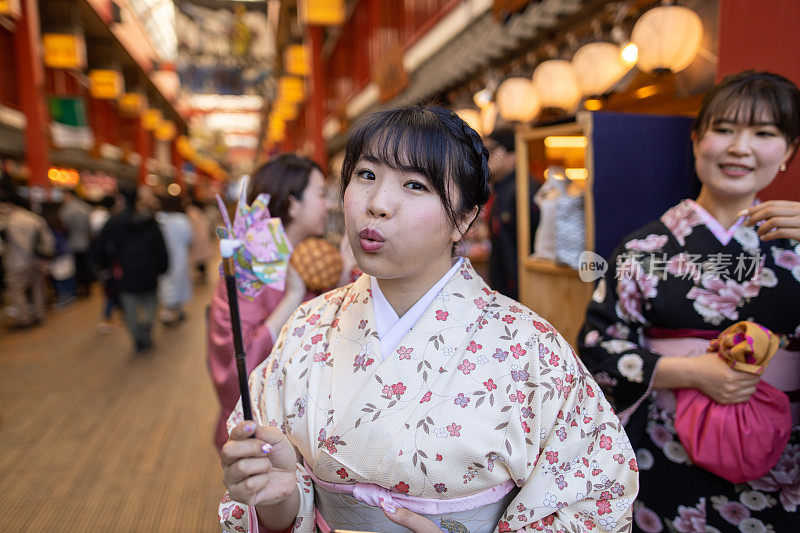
[287,195,300,222]
[690,130,701,157]
[783,140,799,167]
[452,206,480,242]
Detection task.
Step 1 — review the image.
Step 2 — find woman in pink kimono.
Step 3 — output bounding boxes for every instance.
[218,106,638,532]
[208,154,332,451]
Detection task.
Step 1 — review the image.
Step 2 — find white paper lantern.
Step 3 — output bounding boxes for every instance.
[571,42,631,96]
[631,5,703,73]
[532,60,581,112]
[495,77,541,122]
[456,108,484,135]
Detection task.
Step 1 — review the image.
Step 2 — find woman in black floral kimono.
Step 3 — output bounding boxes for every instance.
[578,71,800,532]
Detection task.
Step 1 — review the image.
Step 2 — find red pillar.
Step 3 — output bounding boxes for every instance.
[14,0,50,188]
[307,25,328,171]
[717,0,800,201]
[136,118,151,184]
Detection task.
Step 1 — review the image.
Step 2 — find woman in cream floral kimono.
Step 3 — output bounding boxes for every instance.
[219,105,638,533]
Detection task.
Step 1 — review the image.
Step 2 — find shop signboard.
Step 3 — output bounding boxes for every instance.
[285,45,309,77]
[278,76,305,103]
[48,97,94,150]
[89,70,124,100]
[142,108,162,130]
[119,93,145,117]
[154,120,176,142]
[0,0,21,19]
[301,0,345,26]
[176,135,194,159]
[43,33,87,70]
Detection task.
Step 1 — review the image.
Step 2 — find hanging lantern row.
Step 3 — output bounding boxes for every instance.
[483,4,704,125]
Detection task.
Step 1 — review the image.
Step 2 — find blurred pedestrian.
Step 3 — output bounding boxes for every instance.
[59,188,93,298]
[94,183,168,353]
[0,178,55,328]
[41,202,76,311]
[485,128,539,300]
[90,195,122,332]
[186,198,214,284]
[90,195,116,236]
[156,195,193,325]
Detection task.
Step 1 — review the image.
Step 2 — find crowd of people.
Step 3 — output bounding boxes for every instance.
[0,173,216,354]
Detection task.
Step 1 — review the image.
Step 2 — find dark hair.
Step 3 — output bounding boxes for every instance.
[340,104,490,235]
[101,195,115,209]
[693,71,800,153]
[247,154,322,227]
[487,128,516,153]
[159,194,184,213]
[119,182,138,209]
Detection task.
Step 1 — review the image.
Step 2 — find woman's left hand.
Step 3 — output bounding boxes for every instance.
[381,501,442,532]
[742,200,800,241]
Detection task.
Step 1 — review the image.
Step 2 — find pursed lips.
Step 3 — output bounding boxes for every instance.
[358,227,385,252]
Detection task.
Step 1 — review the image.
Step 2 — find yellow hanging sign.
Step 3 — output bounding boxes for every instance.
[43,33,87,69]
[0,0,21,18]
[285,45,309,77]
[119,93,145,116]
[155,120,176,142]
[142,108,162,130]
[273,99,298,121]
[176,136,195,159]
[89,70,123,100]
[301,0,345,26]
[278,76,305,104]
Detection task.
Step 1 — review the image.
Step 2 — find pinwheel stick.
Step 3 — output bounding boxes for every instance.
[220,239,254,422]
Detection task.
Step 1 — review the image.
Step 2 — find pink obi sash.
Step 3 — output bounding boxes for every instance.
[644,328,800,424]
[303,460,516,533]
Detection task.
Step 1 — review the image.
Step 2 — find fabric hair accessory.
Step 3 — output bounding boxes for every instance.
[674,321,791,483]
[215,177,293,298]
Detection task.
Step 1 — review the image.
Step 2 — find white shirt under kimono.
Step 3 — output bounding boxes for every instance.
[371,257,463,362]
[220,259,639,533]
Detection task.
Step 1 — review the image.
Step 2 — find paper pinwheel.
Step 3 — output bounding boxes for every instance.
[215,178,292,298]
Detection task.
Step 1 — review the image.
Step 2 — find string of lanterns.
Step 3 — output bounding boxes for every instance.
[456,3,704,128]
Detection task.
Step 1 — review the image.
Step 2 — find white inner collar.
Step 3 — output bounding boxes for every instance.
[370,257,463,362]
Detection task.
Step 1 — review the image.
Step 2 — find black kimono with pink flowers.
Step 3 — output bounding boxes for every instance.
[577,199,800,532]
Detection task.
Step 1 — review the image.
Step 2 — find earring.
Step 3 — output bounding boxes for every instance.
[779,162,787,172]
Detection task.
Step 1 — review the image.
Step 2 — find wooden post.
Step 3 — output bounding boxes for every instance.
[14,0,50,188]
[136,116,151,184]
[307,25,328,171]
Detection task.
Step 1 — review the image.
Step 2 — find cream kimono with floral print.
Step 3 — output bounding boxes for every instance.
[220,260,638,533]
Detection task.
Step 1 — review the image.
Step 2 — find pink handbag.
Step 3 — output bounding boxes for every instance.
[673,322,792,483]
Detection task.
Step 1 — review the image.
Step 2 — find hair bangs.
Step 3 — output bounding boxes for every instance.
[340,107,466,223]
[360,121,454,186]
[693,72,800,146]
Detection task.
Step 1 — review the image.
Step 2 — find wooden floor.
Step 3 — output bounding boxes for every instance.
[0,277,225,531]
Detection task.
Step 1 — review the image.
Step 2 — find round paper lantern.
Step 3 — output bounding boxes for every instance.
[631,5,703,73]
[495,77,541,122]
[532,60,581,112]
[571,42,631,96]
[455,108,484,135]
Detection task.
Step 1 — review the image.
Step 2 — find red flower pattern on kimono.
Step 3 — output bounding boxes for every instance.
[218,259,636,533]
